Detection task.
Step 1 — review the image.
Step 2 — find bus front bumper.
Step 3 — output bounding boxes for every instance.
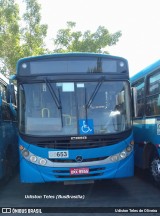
[20,152,134,183]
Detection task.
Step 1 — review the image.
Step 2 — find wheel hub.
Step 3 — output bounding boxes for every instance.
[151,159,160,182]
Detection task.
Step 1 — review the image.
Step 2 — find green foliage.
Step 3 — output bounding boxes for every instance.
[21,0,48,56]
[0,0,21,75]
[54,21,122,53]
[0,0,48,75]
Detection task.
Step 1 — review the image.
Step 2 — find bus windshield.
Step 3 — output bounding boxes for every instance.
[19,80,131,136]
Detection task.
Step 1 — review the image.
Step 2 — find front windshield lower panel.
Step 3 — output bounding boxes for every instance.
[19,81,131,136]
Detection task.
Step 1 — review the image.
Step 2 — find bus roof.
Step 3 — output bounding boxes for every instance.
[130,59,160,83]
[17,52,127,65]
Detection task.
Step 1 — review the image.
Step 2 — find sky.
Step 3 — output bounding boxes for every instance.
[19,0,160,77]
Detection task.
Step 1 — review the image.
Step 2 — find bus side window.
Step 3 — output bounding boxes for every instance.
[146,70,160,116]
[132,79,145,117]
[0,83,7,102]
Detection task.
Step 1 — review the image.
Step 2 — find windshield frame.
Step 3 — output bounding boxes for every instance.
[18,79,132,137]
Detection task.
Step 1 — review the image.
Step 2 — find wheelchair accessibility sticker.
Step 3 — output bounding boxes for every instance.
[79,119,94,135]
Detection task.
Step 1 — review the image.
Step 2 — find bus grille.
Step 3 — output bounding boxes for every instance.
[48,156,108,163]
[36,137,120,149]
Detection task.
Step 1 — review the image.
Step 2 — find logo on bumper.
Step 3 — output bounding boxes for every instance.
[75,156,83,162]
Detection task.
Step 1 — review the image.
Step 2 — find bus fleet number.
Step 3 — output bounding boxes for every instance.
[49,151,69,159]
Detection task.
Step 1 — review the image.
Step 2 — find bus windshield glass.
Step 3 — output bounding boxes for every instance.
[19,81,131,136]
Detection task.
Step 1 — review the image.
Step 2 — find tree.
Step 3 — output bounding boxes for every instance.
[0,0,21,75]
[54,21,122,53]
[21,0,48,56]
[0,0,48,75]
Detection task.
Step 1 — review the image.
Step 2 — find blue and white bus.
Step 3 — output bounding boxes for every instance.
[131,60,160,185]
[16,53,134,183]
[0,73,18,180]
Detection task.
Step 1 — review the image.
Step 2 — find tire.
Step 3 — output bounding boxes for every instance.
[149,154,160,186]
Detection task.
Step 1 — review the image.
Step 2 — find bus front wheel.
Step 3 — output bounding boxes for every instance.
[150,154,160,186]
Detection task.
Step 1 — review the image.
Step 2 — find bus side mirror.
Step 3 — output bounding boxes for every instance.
[131,87,137,118]
[6,84,16,106]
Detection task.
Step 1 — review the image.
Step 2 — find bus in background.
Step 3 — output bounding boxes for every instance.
[0,73,18,181]
[15,53,134,184]
[131,60,160,185]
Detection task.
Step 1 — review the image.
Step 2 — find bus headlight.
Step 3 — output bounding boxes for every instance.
[39,159,47,166]
[30,155,37,163]
[126,145,132,152]
[108,143,133,163]
[22,149,29,157]
[120,151,127,159]
[20,147,48,166]
[111,155,118,162]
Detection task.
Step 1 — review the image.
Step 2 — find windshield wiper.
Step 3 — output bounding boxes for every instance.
[86,76,105,109]
[44,78,63,127]
[45,78,61,109]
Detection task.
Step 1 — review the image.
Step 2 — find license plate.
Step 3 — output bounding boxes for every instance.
[70,168,89,175]
[48,151,69,158]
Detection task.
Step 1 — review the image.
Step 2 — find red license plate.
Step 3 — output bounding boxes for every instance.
[70,168,89,175]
